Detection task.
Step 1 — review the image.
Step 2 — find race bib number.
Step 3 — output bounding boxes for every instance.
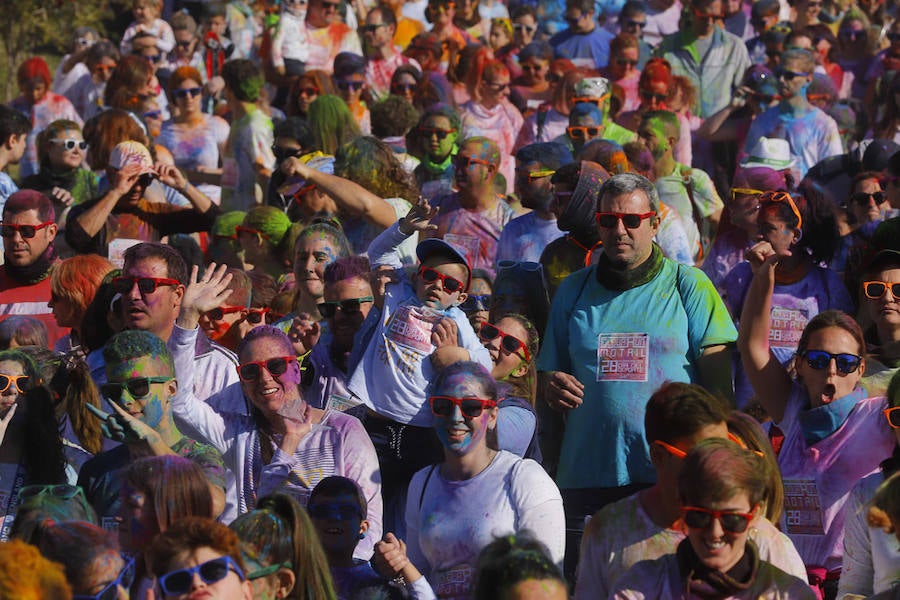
[434,566,475,599]
[783,479,825,535]
[385,305,443,354]
[325,393,362,413]
[769,306,809,349]
[597,333,649,382]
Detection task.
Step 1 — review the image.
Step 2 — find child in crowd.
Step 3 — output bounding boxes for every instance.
[333,52,372,135]
[309,476,434,599]
[120,0,175,54]
[0,106,31,209]
[348,198,493,535]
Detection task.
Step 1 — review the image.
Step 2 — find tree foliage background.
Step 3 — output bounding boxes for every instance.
[0,0,112,102]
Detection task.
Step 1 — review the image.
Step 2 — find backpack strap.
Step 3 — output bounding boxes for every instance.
[418,464,437,511]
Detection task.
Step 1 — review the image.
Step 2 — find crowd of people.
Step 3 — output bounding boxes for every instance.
[0,0,899,596]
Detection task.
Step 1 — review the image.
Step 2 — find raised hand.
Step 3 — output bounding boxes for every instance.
[110,163,144,196]
[373,532,410,578]
[288,312,321,356]
[178,263,234,329]
[745,241,785,278]
[86,401,159,446]
[155,162,189,192]
[399,197,439,235]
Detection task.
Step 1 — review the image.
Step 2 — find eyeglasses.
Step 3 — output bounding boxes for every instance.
[624,18,647,28]
[460,294,491,311]
[141,110,162,120]
[799,350,862,374]
[479,322,530,361]
[297,86,319,97]
[640,91,668,103]
[392,82,417,93]
[317,296,374,318]
[176,39,194,48]
[682,506,756,533]
[100,376,172,402]
[18,484,87,503]
[615,58,639,67]
[758,191,803,229]
[51,138,88,151]
[884,406,900,428]
[236,356,296,382]
[653,431,764,460]
[158,556,245,596]
[863,280,900,299]
[111,276,181,295]
[513,23,536,33]
[359,22,388,32]
[205,305,245,321]
[692,7,725,18]
[272,145,303,161]
[307,502,364,520]
[429,395,497,418]
[0,374,30,394]
[775,68,810,81]
[595,211,657,229]
[456,155,496,171]
[73,555,136,600]
[246,306,271,324]
[839,29,864,41]
[418,266,465,293]
[92,64,117,74]
[419,126,456,140]
[141,53,163,63]
[572,95,609,106]
[521,168,555,180]
[0,221,54,238]
[567,125,603,139]
[235,225,270,241]
[851,191,885,205]
[336,79,364,91]
[484,81,510,91]
[173,86,202,100]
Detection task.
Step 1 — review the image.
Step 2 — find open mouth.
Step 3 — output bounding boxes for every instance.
[820,383,836,405]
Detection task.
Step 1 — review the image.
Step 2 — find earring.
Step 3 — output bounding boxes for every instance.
[358,532,366,540]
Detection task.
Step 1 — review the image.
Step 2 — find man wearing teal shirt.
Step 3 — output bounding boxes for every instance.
[537,172,736,573]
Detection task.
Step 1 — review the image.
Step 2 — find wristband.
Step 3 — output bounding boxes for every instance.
[180,181,191,195]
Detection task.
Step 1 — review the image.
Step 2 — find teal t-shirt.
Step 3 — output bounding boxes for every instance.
[537,258,737,489]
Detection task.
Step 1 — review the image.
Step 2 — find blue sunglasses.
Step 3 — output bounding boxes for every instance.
[158,555,245,596]
[73,554,135,600]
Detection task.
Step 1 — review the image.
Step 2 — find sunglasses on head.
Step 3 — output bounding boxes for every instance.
[111,276,180,295]
[567,125,603,138]
[595,211,656,229]
[759,190,803,229]
[418,266,465,293]
[100,376,171,402]
[460,294,491,311]
[682,506,755,533]
[205,305,244,321]
[336,79,364,91]
[72,555,136,600]
[51,138,88,151]
[429,395,497,418]
[851,191,885,205]
[863,280,900,299]
[0,374,30,394]
[317,296,374,318]
[307,502,363,520]
[775,67,809,80]
[237,356,296,382]
[0,221,54,238]
[173,86,202,100]
[420,126,456,140]
[479,322,530,361]
[158,556,245,597]
[799,349,862,374]
[731,187,764,201]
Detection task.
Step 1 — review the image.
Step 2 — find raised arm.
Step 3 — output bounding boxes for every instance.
[281,156,398,227]
[736,242,793,422]
[74,163,143,238]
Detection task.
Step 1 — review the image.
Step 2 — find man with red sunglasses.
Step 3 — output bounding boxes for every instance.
[538,173,736,577]
[0,190,68,347]
[348,199,492,536]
